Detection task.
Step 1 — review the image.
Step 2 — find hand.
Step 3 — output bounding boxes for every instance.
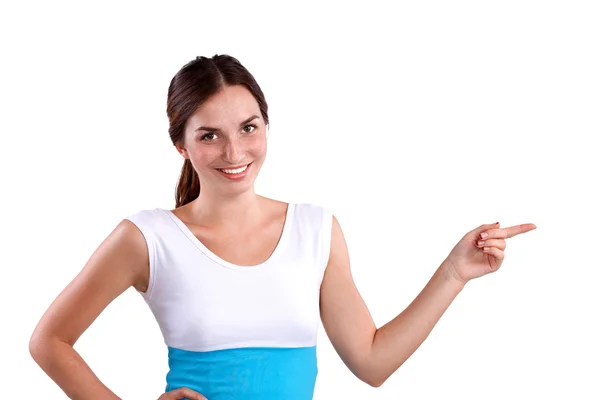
[444,221,537,285]
[158,387,208,400]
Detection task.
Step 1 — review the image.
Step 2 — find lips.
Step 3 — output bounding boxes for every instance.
[214,161,254,180]
[215,162,252,171]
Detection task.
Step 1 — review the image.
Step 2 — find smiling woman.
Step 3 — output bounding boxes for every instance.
[28,54,335,400]
[28,54,537,400]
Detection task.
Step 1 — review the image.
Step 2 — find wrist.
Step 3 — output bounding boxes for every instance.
[440,258,468,290]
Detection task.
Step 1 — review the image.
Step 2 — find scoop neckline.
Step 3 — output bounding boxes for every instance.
[161,202,295,272]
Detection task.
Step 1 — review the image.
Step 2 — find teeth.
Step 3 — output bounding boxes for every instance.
[220,164,248,174]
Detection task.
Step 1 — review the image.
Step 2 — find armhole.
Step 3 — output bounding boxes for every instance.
[320,206,334,277]
[124,212,157,302]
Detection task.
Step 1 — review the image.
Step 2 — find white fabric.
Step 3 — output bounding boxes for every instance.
[125,202,333,352]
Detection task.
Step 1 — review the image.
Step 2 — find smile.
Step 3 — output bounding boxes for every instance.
[215,162,254,180]
[217,163,251,174]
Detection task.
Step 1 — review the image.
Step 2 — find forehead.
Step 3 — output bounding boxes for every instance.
[187,85,260,130]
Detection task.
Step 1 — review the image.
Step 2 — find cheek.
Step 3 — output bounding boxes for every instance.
[251,135,267,155]
[190,146,219,166]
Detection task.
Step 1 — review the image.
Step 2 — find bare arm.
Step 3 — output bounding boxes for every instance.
[319,215,378,386]
[29,219,150,400]
[368,259,464,385]
[319,215,464,387]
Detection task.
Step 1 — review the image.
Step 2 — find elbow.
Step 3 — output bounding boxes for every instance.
[359,369,387,388]
[366,376,385,388]
[359,355,388,388]
[29,328,57,366]
[354,356,388,388]
[29,331,47,364]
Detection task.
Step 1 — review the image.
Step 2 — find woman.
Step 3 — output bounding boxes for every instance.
[29,54,537,400]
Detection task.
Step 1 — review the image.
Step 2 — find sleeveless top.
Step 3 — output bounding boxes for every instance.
[124,202,333,400]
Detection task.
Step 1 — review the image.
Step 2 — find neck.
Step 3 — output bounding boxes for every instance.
[187,189,264,229]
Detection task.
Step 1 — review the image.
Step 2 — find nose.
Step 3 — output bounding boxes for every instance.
[223,136,244,164]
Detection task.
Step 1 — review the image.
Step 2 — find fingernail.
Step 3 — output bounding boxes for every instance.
[480,232,488,238]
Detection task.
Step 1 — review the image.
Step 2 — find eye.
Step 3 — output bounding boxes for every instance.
[243,124,257,133]
[200,133,217,142]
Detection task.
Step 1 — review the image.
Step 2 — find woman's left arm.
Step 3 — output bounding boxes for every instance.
[319,215,536,387]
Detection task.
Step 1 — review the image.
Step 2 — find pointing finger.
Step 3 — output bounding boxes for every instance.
[482,223,537,239]
[504,223,537,238]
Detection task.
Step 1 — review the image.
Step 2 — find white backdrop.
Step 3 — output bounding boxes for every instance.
[1,1,598,398]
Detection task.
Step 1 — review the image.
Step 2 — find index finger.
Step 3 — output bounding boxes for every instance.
[501,223,537,238]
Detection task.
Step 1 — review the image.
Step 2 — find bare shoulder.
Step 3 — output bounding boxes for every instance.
[30,218,149,348]
[72,217,150,296]
[261,195,289,208]
[113,218,151,292]
[326,214,349,273]
[260,195,290,218]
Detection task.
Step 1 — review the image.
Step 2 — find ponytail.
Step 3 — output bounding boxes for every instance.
[175,158,200,207]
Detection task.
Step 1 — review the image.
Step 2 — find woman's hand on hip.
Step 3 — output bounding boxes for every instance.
[158,387,208,400]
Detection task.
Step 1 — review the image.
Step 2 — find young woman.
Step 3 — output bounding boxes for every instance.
[29,54,536,400]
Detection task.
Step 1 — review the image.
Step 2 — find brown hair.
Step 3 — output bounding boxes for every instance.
[167,54,270,208]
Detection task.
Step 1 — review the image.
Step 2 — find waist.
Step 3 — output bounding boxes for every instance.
[166,345,318,400]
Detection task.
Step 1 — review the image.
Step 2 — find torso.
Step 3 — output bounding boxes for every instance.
[124,200,331,398]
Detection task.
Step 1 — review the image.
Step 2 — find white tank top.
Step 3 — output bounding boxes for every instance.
[125,202,333,399]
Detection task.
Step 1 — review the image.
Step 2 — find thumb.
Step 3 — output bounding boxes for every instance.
[473,221,499,235]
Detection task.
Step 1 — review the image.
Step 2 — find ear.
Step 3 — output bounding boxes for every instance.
[174,142,189,159]
[266,124,270,140]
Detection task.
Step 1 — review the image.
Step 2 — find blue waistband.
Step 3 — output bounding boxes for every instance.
[165,345,318,400]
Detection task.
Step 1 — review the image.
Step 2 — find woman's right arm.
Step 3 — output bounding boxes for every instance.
[29,219,150,400]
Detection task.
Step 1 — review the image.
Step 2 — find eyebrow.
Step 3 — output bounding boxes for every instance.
[195,115,260,132]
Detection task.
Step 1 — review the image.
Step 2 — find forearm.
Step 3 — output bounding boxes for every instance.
[30,336,121,400]
[367,259,465,386]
